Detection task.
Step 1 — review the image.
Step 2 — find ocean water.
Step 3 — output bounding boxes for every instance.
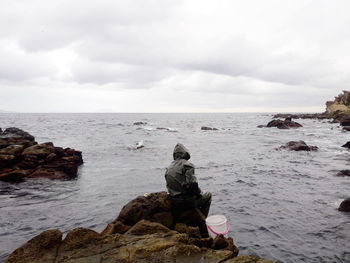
[0,113,349,263]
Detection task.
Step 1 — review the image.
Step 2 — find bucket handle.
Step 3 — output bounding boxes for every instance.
[207,223,230,236]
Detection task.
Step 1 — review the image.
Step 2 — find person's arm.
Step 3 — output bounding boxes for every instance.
[183,163,201,196]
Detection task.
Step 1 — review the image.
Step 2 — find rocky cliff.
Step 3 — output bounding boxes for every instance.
[326,90,350,114]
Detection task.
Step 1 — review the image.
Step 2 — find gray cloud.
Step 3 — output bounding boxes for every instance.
[0,0,349,112]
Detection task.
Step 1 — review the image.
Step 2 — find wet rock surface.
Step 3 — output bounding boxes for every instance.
[0,127,83,182]
[278,141,318,151]
[263,118,303,129]
[6,192,276,263]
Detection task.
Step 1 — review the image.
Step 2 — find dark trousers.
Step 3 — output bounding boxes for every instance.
[171,192,212,217]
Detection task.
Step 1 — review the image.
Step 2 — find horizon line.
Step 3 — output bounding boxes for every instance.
[0,111,324,114]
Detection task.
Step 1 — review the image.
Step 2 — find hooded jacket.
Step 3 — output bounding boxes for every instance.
[165,143,201,197]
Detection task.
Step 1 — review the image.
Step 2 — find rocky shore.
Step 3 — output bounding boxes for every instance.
[273,90,350,126]
[0,127,83,182]
[6,192,276,263]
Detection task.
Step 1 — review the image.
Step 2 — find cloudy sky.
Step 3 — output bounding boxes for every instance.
[0,0,349,113]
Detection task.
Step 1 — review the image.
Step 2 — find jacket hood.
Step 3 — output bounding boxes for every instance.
[173,143,191,160]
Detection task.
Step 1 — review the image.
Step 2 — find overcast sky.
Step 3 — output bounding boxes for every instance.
[0,0,349,113]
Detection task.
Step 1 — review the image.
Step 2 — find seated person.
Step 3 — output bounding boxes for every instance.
[165,143,211,217]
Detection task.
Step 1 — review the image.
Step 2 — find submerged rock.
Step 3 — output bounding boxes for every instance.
[133,121,147,125]
[338,198,350,212]
[6,192,276,263]
[336,170,350,177]
[265,118,303,129]
[278,141,318,151]
[201,126,219,131]
[0,128,83,182]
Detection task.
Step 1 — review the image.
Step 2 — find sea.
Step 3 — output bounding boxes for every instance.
[0,113,349,263]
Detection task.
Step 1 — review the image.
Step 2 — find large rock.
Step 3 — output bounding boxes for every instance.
[0,128,83,182]
[115,191,173,226]
[338,198,350,212]
[6,229,62,263]
[278,141,318,151]
[265,118,302,129]
[0,127,35,141]
[114,191,209,237]
[6,193,278,263]
[6,220,246,263]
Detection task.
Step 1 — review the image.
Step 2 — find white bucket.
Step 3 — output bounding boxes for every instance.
[205,215,230,238]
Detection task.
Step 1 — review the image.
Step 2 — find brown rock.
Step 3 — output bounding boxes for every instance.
[223,255,277,263]
[22,143,55,157]
[125,220,173,236]
[45,153,57,162]
[0,154,17,168]
[100,221,131,236]
[60,228,101,251]
[54,146,65,156]
[0,145,24,156]
[151,211,174,229]
[6,229,62,263]
[0,169,33,182]
[0,128,83,182]
[27,168,68,179]
[116,191,172,226]
[212,234,229,250]
[190,237,213,248]
[5,193,272,263]
[17,155,45,169]
[0,138,36,149]
[175,223,201,238]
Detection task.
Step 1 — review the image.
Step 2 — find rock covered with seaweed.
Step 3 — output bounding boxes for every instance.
[0,127,83,182]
